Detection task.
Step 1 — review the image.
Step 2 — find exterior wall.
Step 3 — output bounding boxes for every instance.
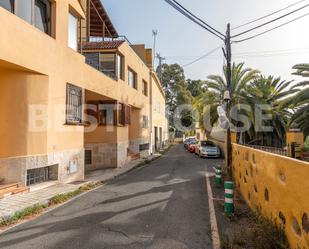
[0,0,151,185]
[232,144,309,249]
[0,149,84,186]
[151,73,167,152]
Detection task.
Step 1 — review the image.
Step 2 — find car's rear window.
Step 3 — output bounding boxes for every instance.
[201,141,215,146]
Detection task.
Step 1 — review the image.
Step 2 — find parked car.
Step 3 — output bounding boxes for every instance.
[195,140,221,158]
[184,137,197,149]
[188,140,198,153]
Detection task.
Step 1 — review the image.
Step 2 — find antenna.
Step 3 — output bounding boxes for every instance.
[152,30,158,69]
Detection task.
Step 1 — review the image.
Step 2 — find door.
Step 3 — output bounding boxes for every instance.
[154,127,158,151]
[159,127,163,149]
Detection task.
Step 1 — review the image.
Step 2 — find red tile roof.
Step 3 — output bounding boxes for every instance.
[82,40,125,50]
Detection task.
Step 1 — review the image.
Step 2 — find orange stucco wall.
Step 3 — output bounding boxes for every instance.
[0,0,151,158]
[233,144,309,248]
[0,68,49,157]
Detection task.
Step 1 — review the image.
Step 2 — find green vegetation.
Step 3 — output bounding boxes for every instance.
[159,61,309,145]
[0,182,100,228]
[0,204,48,227]
[49,190,82,205]
[221,206,289,249]
[158,64,206,134]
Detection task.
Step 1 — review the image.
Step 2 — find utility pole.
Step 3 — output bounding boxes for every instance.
[224,23,233,179]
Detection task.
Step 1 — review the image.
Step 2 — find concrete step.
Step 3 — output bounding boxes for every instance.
[0,183,29,198]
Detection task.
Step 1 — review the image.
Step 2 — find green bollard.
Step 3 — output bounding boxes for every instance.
[224,181,234,216]
[215,166,222,187]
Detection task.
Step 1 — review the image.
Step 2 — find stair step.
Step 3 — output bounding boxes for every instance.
[12,186,29,195]
[0,183,19,191]
[0,183,26,198]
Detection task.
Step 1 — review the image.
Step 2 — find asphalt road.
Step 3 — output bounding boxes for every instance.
[0,145,222,249]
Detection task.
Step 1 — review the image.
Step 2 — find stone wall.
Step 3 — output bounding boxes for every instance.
[0,148,85,186]
[85,141,130,171]
[129,138,150,158]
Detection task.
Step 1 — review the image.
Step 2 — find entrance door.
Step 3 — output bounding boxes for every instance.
[159,127,163,149]
[154,127,158,151]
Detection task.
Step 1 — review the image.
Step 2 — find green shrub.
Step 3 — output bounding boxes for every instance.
[49,189,81,205]
[0,204,47,227]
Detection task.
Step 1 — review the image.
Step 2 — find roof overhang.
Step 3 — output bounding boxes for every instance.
[89,0,118,38]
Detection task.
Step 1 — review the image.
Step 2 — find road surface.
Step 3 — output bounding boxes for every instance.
[0,145,222,249]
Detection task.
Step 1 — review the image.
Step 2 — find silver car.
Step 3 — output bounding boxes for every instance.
[195,141,221,158]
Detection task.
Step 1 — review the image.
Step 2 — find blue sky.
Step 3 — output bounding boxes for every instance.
[102,0,309,82]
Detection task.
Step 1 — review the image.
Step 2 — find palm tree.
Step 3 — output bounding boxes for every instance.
[244,76,297,147]
[290,64,309,137]
[195,62,259,133]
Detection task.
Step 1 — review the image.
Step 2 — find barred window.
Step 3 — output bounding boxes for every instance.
[66,83,83,124]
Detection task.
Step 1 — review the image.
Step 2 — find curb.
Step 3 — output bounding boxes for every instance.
[0,147,171,233]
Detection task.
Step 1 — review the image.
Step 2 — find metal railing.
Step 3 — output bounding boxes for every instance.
[245,144,288,156]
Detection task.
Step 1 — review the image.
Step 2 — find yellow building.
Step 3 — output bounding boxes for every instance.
[150,71,169,152]
[0,0,166,190]
[130,45,169,153]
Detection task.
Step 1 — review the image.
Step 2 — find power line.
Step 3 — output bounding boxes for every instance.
[231,3,309,38]
[232,0,308,30]
[164,0,225,41]
[233,12,309,43]
[168,0,225,38]
[182,45,223,67]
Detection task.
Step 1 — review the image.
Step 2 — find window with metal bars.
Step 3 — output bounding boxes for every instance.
[66,83,83,125]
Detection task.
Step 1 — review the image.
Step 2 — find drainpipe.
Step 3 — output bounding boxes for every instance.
[149,71,153,155]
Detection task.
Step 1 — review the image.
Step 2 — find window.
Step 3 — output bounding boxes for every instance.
[116,103,131,126]
[15,0,32,23]
[85,150,92,165]
[3,0,52,35]
[34,0,51,34]
[100,53,116,78]
[128,68,137,89]
[201,141,215,147]
[142,115,149,128]
[0,0,14,12]
[85,53,100,70]
[68,12,78,50]
[142,80,148,96]
[66,83,83,124]
[116,54,124,80]
[26,165,58,186]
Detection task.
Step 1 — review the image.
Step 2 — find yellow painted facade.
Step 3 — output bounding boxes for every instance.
[232,144,309,249]
[0,0,166,186]
[150,72,168,152]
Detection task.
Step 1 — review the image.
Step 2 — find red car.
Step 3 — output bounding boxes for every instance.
[188,142,197,153]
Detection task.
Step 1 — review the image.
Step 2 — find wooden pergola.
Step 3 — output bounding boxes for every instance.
[86,0,118,40]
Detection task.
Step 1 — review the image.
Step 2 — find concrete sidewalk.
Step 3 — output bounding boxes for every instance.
[0,154,161,219]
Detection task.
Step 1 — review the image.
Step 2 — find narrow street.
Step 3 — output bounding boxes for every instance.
[0,145,222,249]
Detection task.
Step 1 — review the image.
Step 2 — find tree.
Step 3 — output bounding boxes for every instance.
[158,63,195,132]
[196,62,259,133]
[186,79,206,98]
[290,64,309,137]
[244,76,297,147]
